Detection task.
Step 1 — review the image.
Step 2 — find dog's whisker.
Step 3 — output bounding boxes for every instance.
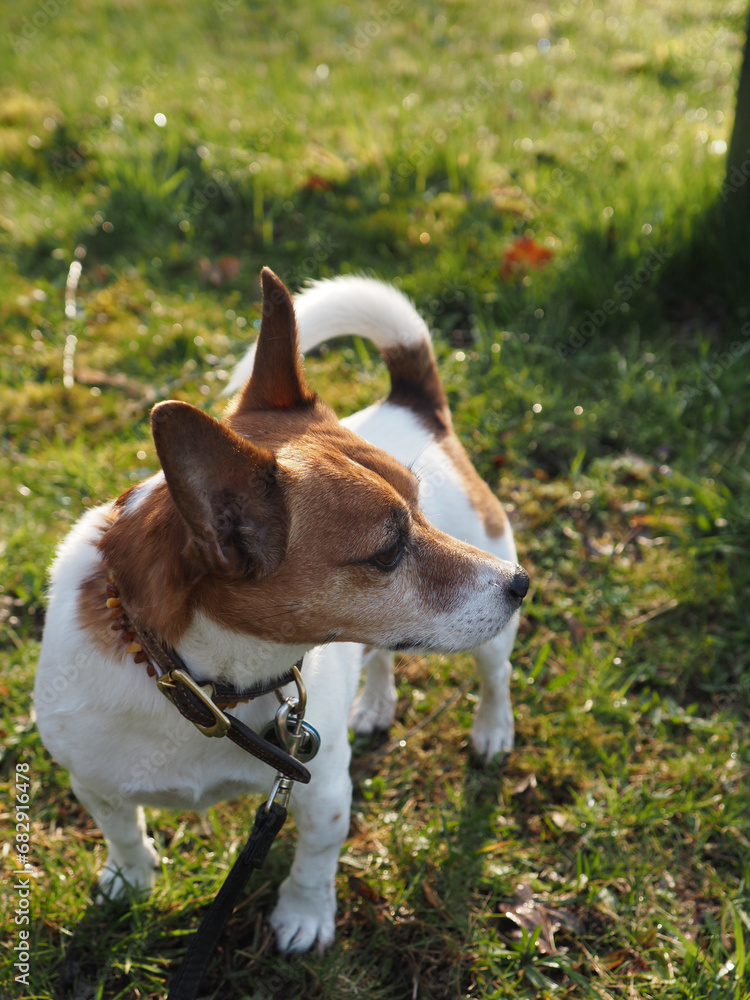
[249,605,300,624]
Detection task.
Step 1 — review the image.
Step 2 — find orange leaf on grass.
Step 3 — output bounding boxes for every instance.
[303,173,333,192]
[500,235,554,281]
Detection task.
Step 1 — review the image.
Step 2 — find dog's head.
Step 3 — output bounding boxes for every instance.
[102,269,527,656]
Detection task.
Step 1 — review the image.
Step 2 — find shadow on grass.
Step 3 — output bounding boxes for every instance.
[657,194,750,332]
[55,894,173,999]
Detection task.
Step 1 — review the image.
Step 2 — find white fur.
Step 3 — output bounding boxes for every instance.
[35,275,524,954]
[118,471,164,514]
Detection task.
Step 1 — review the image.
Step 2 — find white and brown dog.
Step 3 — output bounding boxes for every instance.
[35,268,527,953]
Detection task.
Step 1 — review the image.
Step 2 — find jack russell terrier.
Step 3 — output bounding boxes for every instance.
[35,268,528,953]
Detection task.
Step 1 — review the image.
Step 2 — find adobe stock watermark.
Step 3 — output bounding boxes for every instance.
[182,160,244,222]
[424,279,471,322]
[720,147,750,203]
[723,495,750,535]
[95,722,194,821]
[678,320,750,407]
[393,72,503,183]
[182,108,301,223]
[340,0,404,61]
[536,115,626,210]
[11,758,35,988]
[282,234,343,288]
[8,0,70,55]
[213,0,243,19]
[246,970,296,1000]
[556,244,673,360]
[249,106,299,154]
[50,65,170,182]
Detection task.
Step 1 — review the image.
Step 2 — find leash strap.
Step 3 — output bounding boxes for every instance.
[166,800,287,1000]
[166,665,318,998]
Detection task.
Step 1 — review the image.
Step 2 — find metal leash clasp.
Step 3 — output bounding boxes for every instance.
[265,663,320,811]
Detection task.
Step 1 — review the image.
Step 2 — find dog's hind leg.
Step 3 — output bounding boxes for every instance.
[70,776,160,901]
[470,621,518,760]
[348,646,398,734]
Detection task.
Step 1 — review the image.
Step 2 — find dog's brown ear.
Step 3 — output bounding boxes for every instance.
[151,400,287,579]
[234,267,316,413]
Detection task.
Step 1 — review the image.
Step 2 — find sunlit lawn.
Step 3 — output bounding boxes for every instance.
[1,1,749,997]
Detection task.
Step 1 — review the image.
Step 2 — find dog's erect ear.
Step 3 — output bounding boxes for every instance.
[151,400,287,579]
[234,267,316,413]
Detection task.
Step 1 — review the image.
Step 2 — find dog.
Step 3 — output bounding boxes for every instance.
[34,268,527,954]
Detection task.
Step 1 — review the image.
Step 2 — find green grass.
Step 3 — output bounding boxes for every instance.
[1,1,750,997]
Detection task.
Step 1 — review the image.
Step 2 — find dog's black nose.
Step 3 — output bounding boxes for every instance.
[509,566,529,602]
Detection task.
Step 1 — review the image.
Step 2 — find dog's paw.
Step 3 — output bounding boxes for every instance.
[270,878,336,954]
[470,707,514,761]
[348,685,397,735]
[96,841,160,904]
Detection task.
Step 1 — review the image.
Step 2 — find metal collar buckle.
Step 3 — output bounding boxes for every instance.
[157,667,231,738]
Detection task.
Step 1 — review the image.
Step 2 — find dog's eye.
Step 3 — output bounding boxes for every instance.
[370,542,405,570]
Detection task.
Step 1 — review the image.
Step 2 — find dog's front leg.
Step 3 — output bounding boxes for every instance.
[70,775,160,901]
[470,622,519,759]
[348,646,398,734]
[270,757,352,954]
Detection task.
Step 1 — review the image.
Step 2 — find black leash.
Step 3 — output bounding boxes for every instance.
[166,800,288,1000]
[166,665,320,1000]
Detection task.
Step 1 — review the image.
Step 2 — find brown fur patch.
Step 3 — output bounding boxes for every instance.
[194,423,426,644]
[194,483,467,648]
[97,479,197,646]
[93,399,430,653]
[152,400,288,580]
[381,342,506,539]
[383,342,451,436]
[77,568,124,660]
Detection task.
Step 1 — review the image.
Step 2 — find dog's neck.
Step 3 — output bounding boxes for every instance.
[176,610,312,689]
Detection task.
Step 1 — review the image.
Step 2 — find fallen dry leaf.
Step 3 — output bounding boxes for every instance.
[422,882,445,910]
[564,615,586,644]
[601,947,648,972]
[348,875,384,905]
[497,883,581,954]
[512,773,538,796]
[500,235,554,281]
[549,810,576,832]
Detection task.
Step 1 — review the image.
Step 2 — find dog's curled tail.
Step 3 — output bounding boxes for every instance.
[224,276,450,428]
